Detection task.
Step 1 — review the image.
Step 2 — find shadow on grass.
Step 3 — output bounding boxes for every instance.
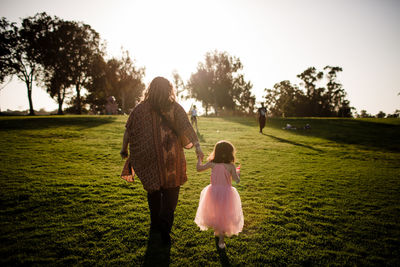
[0,116,117,131]
[143,229,171,266]
[222,117,400,152]
[262,133,323,152]
[214,237,231,266]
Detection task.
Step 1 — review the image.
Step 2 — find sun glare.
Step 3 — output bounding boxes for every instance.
[1,0,399,114]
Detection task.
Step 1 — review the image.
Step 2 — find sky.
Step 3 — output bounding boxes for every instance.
[0,0,399,115]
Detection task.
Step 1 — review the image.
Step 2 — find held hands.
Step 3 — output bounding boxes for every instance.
[235,165,241,183]
[236,165,241,177]
[195,145,204,161]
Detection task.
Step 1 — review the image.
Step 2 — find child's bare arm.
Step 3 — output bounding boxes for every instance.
[197,159,213,172]
[230,164,240,183]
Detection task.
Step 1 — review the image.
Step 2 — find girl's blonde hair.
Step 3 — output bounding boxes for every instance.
[144,76,176,111]
[207,140,236,163]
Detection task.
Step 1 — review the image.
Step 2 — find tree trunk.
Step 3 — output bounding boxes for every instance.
[57,94,63,115]
[213,104,218,116]
[57,102,63,115]
[76,84,81,114]
[26,81,35,116]
[121,89,126,114]
[213,94,218,116]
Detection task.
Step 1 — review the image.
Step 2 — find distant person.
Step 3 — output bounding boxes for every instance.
[105,96,118,115]
[190,105,199,132]
[194,140,243,249]
[120,76,204,245]
[257,103,267,133]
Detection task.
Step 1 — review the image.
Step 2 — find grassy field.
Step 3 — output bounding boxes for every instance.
[0,115,399,266]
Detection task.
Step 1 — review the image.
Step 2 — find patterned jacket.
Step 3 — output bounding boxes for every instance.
[122,101,198,192]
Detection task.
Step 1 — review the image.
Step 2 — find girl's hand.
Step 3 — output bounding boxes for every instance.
[236,165,241,178]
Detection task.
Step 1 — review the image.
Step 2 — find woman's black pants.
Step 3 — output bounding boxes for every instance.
[259,117,266,132]
[147,186,180,234]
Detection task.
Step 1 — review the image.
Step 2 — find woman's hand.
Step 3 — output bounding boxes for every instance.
[195,145,204,161]
[121,129,129,159]
[120,149,128,159]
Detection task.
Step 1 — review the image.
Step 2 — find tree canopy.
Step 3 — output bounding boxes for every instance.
[85,50,145,114]
[0,15,46,115]
[264,66,353,117]
[187,50,255,115]
[1,13,145,115]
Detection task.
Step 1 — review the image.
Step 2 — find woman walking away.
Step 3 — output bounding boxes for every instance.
[120,77,204,245]
[194,140,243,249]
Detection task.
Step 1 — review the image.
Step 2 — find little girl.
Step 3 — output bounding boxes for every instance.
[194,140,244,249]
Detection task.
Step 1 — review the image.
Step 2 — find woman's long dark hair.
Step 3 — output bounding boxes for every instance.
[207,140,236,163]
[143,77,176,111]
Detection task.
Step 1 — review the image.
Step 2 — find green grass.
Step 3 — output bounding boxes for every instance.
[0,115,399,266]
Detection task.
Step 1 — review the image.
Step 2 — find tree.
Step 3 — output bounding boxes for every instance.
[187,68,214,115]
[337,99,352,117]
[24,14,74,115]
[376,111,386,118]
[110,51,145,114]
[387,110,399,118]
[297,67,324,116]
[84,54,108,114]
[264,80,304,117]
[359,110,372,118]
[0,18,15,84]
[324,66,353,117]
[85,50,145,114]
[21,13,104,115]
[264,66,352,117]
[0,15,47,115]
[64,21,102,114]
[233,74,256,114]
[43,69,72,115]
[172,70,185,99]
[187,50,255,115]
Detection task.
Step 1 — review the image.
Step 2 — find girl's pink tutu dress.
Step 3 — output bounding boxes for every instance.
[195,163,244,236]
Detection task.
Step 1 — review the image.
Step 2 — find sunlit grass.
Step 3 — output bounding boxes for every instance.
[0,115,399,265]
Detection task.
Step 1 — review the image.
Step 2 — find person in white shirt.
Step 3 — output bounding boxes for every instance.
[191,105,198,132]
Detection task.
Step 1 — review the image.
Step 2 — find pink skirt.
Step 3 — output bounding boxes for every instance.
[195,185,244,236]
